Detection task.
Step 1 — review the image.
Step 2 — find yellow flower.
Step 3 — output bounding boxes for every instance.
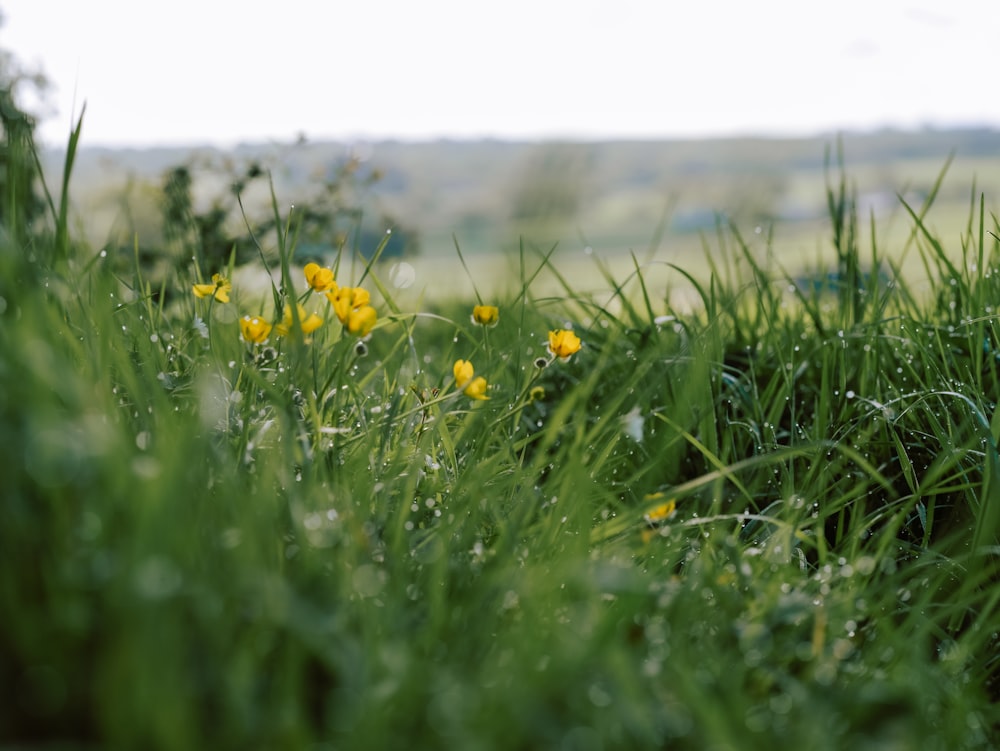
[529,385,546,402]
[239,315,272,344]
[304,262,336,293]
[547,329,582,360]
[326,286,372,325]
[472,304,499,327]
[453,359,489,400]
[347,305,377,337]
[641,493,676,543]
[643,492,677,524]
[274,304,323,337]
[192,273,231,303]
[463,376,490,401]
[453,359,474,389]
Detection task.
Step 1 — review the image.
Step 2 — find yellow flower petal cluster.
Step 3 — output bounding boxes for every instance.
[274,304,323,337]
[643,496,677,524]
[547,329,582,360]
[304,262,336,292]
[192,273,231,303]
[327,286,377,337]
[453,359,489,400]
[472,304,499,327]
[239,315,272,344]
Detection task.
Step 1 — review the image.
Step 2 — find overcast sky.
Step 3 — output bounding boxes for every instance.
[3,0,998,148]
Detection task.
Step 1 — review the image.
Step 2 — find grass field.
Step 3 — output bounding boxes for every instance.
[5,124,1000,749]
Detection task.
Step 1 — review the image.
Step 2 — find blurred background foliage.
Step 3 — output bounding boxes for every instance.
[36,128,1000,276]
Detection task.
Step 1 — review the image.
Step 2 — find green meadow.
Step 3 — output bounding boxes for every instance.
[5,113,1000,749]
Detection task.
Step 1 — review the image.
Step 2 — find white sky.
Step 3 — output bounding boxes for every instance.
[2,0,998,149]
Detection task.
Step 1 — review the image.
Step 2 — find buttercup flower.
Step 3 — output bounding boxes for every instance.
[463,376,489,401]
[547,329,582,360]
[453,359,489,400]
[453,359,475,389]
[643,495,677,524]
[327,286,372,326]
[641,492,676,543]
[304,262,336,293]
[274,304,323,337]
[239,315,272,344]
[346,305,377,337]
[192,273,231,303]
[472,304,499,327]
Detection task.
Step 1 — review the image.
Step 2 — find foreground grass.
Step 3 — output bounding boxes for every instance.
[3,140,1000,749]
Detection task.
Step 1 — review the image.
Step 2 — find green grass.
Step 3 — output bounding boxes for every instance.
[4,127,1000,750]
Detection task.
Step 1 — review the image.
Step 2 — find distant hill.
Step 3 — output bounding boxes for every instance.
[39,127,1000,258]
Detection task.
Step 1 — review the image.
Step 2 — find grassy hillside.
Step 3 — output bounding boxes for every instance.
[7,125,1000,748]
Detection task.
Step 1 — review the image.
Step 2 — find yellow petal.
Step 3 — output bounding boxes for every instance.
[301,312,324,335]
[275,304,321,337]
[351,287,371,308]
[463,376,490,401]
[453,359,474,389]
[327,288,351,324]
[347,305,377,337]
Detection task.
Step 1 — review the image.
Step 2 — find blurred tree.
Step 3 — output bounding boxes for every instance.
[154,145,418,284]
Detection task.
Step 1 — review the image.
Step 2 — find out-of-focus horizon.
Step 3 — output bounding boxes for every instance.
[3,0,998,150]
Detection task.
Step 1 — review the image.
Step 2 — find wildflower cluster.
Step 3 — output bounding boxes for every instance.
[451,307,583,403]
[192,264,381,346]
[193,267,584,413]
[327,285,377,337]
